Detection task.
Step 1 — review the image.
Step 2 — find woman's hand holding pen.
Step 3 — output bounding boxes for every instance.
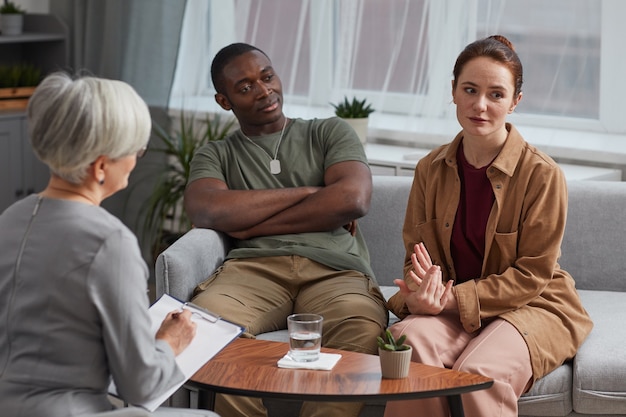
[155,308,197,356]
[394,243,456,315]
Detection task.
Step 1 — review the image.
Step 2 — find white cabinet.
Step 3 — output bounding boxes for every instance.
[0,14,67,212]
[0,113,48,211]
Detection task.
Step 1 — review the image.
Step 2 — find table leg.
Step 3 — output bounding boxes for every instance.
[447,394,465,417]
[198,390,217,411]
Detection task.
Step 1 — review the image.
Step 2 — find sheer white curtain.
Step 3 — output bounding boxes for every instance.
[329,0,474,120]
[477,0,603,128]
[170,0,624,135]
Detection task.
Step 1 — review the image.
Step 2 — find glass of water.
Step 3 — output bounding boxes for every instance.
[287,313,323,362]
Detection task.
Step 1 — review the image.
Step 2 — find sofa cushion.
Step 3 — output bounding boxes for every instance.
[256,329,289,342]
[519,363,573,416]
[572,290,626,414]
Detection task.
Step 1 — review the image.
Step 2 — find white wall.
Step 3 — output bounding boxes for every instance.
[12,0,49,13]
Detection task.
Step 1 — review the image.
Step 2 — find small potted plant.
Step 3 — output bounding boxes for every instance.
[0,1,26,36]
[377,329,412,379]
[0,63,41,110]
[330,96,375,144]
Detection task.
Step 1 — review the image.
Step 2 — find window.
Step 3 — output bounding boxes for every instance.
[170,0,625,136]
[476,0,602,125]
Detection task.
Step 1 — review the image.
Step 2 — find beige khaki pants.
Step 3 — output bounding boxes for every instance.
[191,255,388,417]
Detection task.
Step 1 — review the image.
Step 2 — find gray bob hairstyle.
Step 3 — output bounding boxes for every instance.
[27,72,151,184]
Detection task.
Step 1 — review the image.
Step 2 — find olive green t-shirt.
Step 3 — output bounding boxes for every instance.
[188,117,375,280]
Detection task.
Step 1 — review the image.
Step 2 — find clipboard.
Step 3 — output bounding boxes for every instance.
[109,293,243,411]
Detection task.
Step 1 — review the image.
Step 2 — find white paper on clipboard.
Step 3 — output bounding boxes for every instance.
[109,293,243,411]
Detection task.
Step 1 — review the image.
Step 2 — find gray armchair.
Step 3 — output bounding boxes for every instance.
[155,228,232,303]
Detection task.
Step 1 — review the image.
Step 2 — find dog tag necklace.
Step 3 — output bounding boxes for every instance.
[242,118,288,175]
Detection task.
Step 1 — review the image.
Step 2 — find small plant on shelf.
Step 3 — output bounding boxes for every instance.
[377,329,411,351]
[330,96,375,119]
[0,64,41,88]
[1,1,26,36]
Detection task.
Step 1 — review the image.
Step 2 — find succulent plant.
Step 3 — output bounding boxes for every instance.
[377,329,411,351]
[331,96,375,118]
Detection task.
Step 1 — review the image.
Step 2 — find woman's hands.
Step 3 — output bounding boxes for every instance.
[155,309,197,356]
[394,243,456,315]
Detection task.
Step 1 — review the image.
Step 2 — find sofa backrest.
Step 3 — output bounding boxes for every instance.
[560,181,626,291]
[361,176,626,292]
[360,176,413,286]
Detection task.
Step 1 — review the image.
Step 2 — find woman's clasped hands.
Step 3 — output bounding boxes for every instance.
[393,243,456,315]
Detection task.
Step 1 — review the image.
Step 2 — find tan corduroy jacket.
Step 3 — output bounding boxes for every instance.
[387,124,593,382]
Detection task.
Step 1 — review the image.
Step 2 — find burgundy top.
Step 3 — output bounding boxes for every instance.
[451,142,495,283]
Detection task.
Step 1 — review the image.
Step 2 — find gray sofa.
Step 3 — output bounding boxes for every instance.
[155,175,626,416]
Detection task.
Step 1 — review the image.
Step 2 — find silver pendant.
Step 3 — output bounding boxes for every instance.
[270,159,281,175]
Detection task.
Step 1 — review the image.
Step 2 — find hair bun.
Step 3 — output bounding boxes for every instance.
[489,34,515,51]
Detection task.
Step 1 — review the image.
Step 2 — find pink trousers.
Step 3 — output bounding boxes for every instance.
[383,314,532,417]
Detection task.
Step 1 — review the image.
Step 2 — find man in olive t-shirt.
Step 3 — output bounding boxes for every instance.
[184,42,387,417]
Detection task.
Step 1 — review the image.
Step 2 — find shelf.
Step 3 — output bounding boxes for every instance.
[0,14,68,92]
[0,32,65,43]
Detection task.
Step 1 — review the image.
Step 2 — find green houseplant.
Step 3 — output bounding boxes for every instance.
[0,63,40,110]
[0,1,26,36]
[377,329,412,379]
[0,63,41,88]
[331,96,375,119]
[137,111,237,258]
[330,96,374,144]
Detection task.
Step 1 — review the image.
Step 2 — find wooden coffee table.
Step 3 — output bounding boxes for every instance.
[186,338,492,417]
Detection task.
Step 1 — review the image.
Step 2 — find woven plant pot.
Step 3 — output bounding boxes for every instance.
[379,346,412,379]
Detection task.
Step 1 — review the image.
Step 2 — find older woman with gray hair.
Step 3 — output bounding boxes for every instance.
[0,72,219,417]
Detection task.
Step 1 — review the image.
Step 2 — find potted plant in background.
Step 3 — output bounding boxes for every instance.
[0,0,26,36]
[136,111,237,259]
[0,63,41,110]
[330,96,375,144]
[377,329,412,379]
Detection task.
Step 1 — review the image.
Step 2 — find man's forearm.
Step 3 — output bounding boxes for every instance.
[229,179,370,239]
[184,183,319,231]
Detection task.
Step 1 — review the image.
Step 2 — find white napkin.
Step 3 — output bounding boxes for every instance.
[277,352,342,370]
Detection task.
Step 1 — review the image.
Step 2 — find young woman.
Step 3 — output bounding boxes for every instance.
[383,35,593,417]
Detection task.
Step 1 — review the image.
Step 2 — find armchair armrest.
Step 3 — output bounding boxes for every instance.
[79,409,151,417]
[155,228,232,301]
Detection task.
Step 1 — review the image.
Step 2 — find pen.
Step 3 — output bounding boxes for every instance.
[179,301,220,323]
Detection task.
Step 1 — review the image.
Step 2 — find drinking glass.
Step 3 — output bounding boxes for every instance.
[287,313,323,362]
